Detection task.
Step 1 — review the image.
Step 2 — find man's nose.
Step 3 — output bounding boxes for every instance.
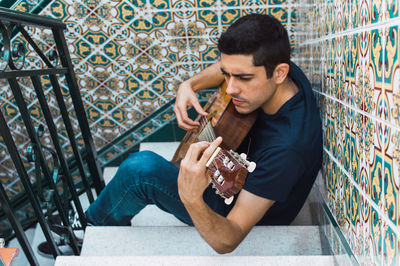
[226,78,240,95]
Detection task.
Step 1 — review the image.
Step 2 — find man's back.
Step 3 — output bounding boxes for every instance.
[237,62,323,225]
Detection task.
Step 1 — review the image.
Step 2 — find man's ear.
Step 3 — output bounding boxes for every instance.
[272,63,290,84]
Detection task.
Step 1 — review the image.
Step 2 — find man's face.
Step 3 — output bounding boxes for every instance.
[220,53,276,114]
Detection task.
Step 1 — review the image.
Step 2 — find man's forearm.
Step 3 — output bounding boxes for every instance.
[183,198,245,254]
[187,62,224,92]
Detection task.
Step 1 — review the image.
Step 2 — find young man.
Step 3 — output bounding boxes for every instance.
[85,14,322,254]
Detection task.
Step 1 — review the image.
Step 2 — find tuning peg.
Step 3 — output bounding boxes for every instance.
[224,196,234,205]
[247,162,256,173]
[214,170,220,177]
[240,153,247,160]
[223,157,230,165]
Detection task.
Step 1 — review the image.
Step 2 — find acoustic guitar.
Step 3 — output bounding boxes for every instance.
[172,82,258,204]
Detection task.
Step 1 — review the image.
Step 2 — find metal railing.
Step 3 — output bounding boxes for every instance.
[0,7,104,264]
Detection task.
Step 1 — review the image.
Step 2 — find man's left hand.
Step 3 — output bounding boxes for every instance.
[178,137,223,205]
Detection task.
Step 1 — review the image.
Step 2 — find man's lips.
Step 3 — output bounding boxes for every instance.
[232,98,246,105]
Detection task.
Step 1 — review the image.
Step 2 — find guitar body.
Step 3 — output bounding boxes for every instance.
[172,83,258,164]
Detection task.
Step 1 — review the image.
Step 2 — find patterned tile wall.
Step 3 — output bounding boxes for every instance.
[0,1,296,198]
[295,0,400,264]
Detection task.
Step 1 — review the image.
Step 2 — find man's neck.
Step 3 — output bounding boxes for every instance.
[262,77,299,115]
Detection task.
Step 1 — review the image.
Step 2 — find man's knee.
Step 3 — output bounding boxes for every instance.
[116,151,164,184]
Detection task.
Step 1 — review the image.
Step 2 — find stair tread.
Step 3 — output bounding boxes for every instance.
[131,205,186,226]
[139,142,180,161]
[81,226,323,256]
[56,255,336,266]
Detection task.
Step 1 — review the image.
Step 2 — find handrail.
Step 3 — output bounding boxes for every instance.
[0,6,65,29]
[0,6,102,262]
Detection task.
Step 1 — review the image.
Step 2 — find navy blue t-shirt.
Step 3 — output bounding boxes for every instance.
[236,62,322,225]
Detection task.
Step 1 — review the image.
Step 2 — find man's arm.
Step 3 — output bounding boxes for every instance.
[174,62,224,131]
[183,62,224,92]
[184,189,274,254]
[178,138,275,254]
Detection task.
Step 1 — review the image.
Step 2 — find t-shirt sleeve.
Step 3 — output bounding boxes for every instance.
[242,147,305,202]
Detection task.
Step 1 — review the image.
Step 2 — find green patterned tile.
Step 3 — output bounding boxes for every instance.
[116,2,135,24]
[351,0,359,29]
[383,151,398,226]
[221,0,241,7]
[369,29,384,111]
[149,0,171,9]
[371,0,383,24]
[387,0,399,19]
[196,0,217,7]
[364,205,383,264]
[172,0,195,18]
[241,0,267,7]
[343,0,351,31]
[129,10,171,32]
[221,9,241,25]
[269,0,287,4]
[200,46,220,62]
[269,7,288,25]
[384,26,398,86]
[242,7,268,17]
[383,222,398,266]
[48,0,70,20]
[356,199,378,264]
[196,9,219,27]
[369,147,383,207]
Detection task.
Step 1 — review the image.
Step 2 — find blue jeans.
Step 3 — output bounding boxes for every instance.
[87,151,234,226]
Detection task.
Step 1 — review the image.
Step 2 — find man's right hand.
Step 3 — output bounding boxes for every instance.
[174,81,208,131]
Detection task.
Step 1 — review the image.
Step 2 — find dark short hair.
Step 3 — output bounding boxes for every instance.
[218,14,290,78]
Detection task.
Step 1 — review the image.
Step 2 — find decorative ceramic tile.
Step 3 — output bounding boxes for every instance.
[385,25,399,124]
[364,204,383,265]
[382,221,398,265]
[384,126,399,228]
[295,0,400,263]
[386,0,399,19]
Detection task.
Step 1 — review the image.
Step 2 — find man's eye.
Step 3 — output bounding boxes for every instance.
[239,77,251,81]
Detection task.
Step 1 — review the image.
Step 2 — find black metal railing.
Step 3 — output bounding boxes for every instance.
[0,7,104,263]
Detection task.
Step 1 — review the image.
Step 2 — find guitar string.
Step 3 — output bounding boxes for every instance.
[198,116,207,141]
[206,122,215,142]
[199,117,214,142]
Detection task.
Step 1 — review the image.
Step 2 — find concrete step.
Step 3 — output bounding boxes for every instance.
[103,142,180,185]
[130,205,186,226]
[80,226,324,256]
[55,255,336,266]
[139,141,180,161]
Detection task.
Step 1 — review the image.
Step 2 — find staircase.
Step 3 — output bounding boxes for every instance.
[49,142,336,265]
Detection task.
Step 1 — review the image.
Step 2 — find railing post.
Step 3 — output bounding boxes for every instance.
[7,77,81,255]
[53,28,105,195]
[0,182,39,265]
[0,6,108,260]
[0,107,60,258]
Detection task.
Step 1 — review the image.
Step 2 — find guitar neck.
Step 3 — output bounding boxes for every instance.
[172,85,258,163]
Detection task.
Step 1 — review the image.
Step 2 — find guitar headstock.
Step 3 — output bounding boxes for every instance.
[206,147,256,205]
